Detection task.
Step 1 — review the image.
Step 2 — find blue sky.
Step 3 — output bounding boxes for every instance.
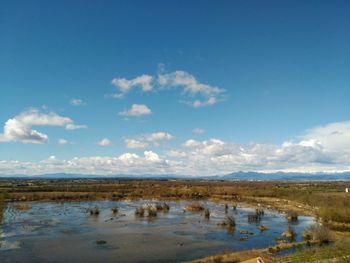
[0,0,349,175]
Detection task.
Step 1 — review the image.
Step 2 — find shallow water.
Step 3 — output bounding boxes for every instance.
[0,200,315,262]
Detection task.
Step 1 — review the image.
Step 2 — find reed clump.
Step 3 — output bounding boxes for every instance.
[89,206,100,215]
[204,208,210,219]
[135,207,145,217]
[286,211,298,222]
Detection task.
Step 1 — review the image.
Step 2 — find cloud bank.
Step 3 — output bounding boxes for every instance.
[1,120,350,176]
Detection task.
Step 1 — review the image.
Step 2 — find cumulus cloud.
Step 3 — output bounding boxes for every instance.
[70,98,86,106]
[111,74,153,98]
[157,70,225,107]
[300,121,350,152]
[99,138,112,146]
[0,109,87,144]
[118,104,152,117]
[110,69,226,107]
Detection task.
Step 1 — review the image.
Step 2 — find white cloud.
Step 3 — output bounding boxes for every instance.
[70,98,86,106]
[99,138,112,146]
[124,138,149,149]
[111,74,153,98]
[300,121,350,152]
[1,120,350,176]
[58,138,70,145]
[0,109,87,144]
[118,104,152,117]
[158,70,225,107]
[193,128,204,134]
[110,69,226,107]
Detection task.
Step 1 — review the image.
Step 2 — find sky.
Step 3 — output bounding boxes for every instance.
[0,0,349,176]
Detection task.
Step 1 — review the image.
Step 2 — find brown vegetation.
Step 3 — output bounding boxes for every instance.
[302,224,331,243]
[282,225,296,241]
[286,210,298,222]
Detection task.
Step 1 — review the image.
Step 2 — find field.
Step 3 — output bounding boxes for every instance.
[1,179,350,262]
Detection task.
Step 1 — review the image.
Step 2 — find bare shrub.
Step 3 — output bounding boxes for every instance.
[147,207,157,217]
[162,202,170,212]
[248,214,261,222]
[282,225,296,241]
[204,208,210,219]
[286,211,298,222]
[135,207,145,217]
[89,206,100,215]
[219,215,236,228]
[302,224,331,243]
[256,208,264,216]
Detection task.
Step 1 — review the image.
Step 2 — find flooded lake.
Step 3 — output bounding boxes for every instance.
[0,200,315,262]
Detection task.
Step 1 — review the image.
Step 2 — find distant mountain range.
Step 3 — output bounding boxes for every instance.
[1,171,350,181]
[211,171,350,181]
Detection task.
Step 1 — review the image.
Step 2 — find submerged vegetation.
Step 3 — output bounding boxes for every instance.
[89,206,100,215]
[96,240,107,245]
[218,215,236,231]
